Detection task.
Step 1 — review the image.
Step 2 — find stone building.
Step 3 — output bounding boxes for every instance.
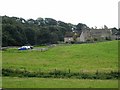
[64,28,117,43]
[64,32,81,43]
[80,29,117,42]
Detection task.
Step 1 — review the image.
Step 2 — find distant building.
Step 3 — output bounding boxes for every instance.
[64,28,117,43]
[80,30,91,42]
[64,32,73,43]
[80,29,117,42]
[64,32,81,43]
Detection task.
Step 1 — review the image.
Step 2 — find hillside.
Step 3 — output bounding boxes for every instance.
[2,40,118,73]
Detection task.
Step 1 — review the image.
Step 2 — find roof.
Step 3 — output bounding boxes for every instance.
[65,32,74,37]
[64,32,81,37]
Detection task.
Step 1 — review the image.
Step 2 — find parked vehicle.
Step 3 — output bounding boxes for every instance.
[18,46,33,50]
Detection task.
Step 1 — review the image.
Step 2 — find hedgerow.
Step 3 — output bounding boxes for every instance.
[2,68,119,79]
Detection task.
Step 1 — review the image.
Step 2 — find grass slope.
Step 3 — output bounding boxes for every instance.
[2,40,118,88]
[2,40,118,73]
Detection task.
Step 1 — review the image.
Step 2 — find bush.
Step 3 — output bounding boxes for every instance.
[2,68,119,80]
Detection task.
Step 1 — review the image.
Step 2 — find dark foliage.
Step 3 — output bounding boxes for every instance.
[2,68,119,79]
[2,16,89,46]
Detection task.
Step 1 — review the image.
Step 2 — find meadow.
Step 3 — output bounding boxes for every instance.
[2,40,119,88]
[3,77,118,88]
[2,40,118,72]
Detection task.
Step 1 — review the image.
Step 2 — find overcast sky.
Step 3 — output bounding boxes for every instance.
[0,0,119,28]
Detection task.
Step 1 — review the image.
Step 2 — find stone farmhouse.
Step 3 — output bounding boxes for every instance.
[64,32,81,43]
[80,29,117,42]
[64,28,117,43]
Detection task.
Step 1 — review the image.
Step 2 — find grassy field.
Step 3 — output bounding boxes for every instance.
[2,77,118,88]
[2,40,119,88]
[2,40,118,72]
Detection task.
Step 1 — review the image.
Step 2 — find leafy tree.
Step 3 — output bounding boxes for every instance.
[2,15,91,46]
[45,18,57,25]
[76,23,89,32]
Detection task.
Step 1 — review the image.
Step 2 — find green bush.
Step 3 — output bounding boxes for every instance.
[2,68,119,80]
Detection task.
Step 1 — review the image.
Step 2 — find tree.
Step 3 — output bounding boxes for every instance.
[36,17,45,26]
[76,23,89,32]
[45,18,57,25]
[24,27,35,45]
[2,15,91,46]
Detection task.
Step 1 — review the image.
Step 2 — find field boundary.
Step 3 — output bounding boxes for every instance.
[2,68,119,80]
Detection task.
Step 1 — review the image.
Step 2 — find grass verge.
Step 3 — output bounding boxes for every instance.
[2,77,118,88]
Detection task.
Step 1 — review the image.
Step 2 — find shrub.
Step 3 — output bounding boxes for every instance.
[2,68,119,79]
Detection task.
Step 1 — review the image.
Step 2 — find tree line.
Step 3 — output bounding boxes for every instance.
[2,16,119,46]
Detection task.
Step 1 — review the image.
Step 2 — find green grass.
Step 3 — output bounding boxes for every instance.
[2,40,119,88]
[2,40,118,73]
[2,77,118,88]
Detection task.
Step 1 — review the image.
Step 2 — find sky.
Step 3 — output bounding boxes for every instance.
[0,0,119,28]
